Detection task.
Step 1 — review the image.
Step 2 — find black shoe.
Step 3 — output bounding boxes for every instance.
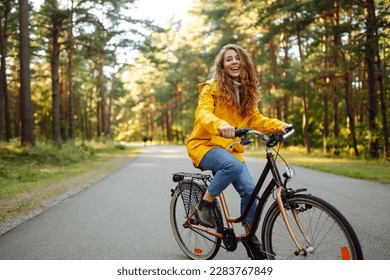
[195,199,215,228]
[243,235,267,260]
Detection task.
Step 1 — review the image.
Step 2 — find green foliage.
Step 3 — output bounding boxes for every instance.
[0,140,137,198]
[114,0,388,158]
[0,141,91,186]
[0,139,140,220]
[245,147,390,184]
[1,0,388,158]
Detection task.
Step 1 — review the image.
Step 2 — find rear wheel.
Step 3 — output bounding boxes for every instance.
[262,194,363,260]
[170,180,221,260]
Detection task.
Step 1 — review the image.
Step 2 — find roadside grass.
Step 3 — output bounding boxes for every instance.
[1,141,388,224]
[0,140,141,221]
[245,146,390,184]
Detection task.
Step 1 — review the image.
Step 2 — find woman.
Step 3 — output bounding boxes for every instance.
[186,44,290,259]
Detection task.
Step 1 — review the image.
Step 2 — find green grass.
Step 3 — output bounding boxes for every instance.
[0,140,141,220]
[1,141,388,223]
[245,146,390,184]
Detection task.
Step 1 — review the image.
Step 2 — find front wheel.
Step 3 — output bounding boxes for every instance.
[262,194,363,260]
[170,180,221,260]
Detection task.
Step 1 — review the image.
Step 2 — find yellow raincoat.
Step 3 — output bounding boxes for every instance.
[186,80,286,167]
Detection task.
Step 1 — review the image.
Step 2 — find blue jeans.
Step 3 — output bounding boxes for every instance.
[199,148,257,226]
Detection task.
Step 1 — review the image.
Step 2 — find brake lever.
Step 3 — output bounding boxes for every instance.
[240,136,252,146]
[266,133,284,147]
[235,128,249,137]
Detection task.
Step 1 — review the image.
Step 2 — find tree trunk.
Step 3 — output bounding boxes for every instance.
[106,72,118,138]
[301,91,311,153]
[332,89,340,154]
[96,98,101,138]
[98,60,106,140]
[0,0,12,141]
[49,0,62,146]
[377,45,389,159]
[332,0,341,155]
[323,82,330,153]
[67,3,75,140]
[87,90,92,140]
[344,69,359,156]
[321,11,330,154]
[365,0,379,158]
[19,0,35,146]
[60,69,67,142]
[295,13,311,153]
[370,1,389,159]
[281,33,290,122]
[269,38,282,120]
[344,4,359,156]
[162,109,172,142]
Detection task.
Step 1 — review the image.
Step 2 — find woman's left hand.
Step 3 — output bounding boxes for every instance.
[281,124,293,134]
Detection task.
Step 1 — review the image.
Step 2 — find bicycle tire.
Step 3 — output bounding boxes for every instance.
[262,194,363,260]
[170,180,221,260]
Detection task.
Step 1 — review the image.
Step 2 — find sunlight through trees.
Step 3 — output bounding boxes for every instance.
[0,0,388,159]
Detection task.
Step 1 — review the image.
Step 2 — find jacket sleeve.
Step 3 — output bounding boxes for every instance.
[248,107,286,133]
[195,83,230,135]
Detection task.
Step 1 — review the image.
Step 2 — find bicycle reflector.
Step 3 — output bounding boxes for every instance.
[194,248,203,255]
[341,246,351,260]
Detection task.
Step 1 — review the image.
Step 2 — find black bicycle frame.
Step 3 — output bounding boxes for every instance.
[230,150,284,241]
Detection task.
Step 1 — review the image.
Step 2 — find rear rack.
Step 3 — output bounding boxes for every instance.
[172,172,212,182]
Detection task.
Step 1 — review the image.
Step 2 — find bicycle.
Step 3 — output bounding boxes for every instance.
[169,127,363,260]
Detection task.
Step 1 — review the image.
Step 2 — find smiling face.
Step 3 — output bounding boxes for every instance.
[223,49,241,81]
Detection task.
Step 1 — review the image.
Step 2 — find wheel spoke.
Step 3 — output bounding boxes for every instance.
[262,194,363,260]
[170,181,221,260]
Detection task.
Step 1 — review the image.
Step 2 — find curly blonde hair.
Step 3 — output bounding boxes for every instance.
[209,44,260,117]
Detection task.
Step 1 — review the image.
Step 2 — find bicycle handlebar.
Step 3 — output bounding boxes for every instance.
[227,125,295,150]
[282,125,295,140]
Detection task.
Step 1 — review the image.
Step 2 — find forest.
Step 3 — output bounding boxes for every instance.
[0,0,389,159]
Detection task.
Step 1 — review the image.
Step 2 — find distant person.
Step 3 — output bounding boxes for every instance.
[143,136,148,146]
[186,44,291,259]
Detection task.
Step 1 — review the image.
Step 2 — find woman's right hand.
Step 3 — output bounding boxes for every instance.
[219,125,236,138]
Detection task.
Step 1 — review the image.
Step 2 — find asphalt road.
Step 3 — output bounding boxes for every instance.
[0,145,389,260]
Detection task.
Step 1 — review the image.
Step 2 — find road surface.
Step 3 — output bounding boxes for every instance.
[0,145,389,260]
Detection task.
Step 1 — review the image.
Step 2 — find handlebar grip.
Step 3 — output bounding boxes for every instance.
[282,125,295,140]
[235,128,249,137]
